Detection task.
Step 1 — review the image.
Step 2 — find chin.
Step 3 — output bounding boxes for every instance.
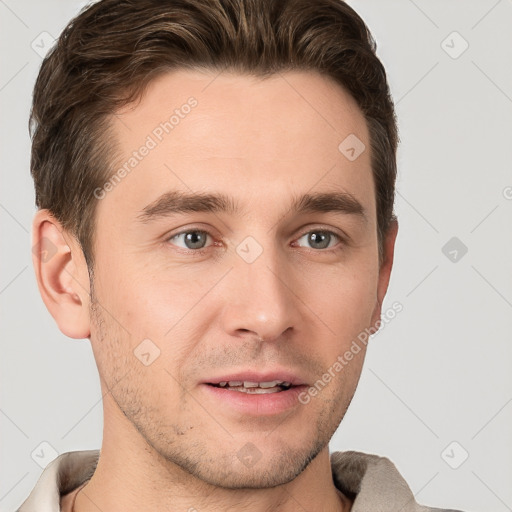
[196,463,308,489]
[170,437,327,490]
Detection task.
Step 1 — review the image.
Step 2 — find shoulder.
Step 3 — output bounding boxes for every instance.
[330,450,466,512]
[16,450,100,512]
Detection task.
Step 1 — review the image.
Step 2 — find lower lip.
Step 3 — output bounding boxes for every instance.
[201,384,309,416]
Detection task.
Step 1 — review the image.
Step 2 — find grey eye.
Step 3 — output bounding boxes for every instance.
[296,231,339,250]
[169,230,211,250]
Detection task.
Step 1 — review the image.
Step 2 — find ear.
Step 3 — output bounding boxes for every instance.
[31,209,91,339]
[370,219,399,329]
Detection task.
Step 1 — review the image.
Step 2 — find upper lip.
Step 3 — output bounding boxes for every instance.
[203,369,308,386]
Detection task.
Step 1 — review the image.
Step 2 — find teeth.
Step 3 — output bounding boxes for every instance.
[259,380,283,388]
[214,380,292,389]
[232,387,280,394]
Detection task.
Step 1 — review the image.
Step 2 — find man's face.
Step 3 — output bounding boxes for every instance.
[89,69,385,487]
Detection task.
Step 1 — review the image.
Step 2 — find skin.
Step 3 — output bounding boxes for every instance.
[33,69,398,512]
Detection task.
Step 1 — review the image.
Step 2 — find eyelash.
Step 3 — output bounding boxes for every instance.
[166,227,345,256]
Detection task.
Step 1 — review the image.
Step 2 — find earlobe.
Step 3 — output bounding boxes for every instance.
[32,209,91,339]
[370,219,399,329]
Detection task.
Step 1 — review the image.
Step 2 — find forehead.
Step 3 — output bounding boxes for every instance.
[100,68,373,225]
[115,68,368,151]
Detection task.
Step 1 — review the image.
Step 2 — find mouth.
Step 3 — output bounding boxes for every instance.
[206,380,294,394]
[201,371,309,415]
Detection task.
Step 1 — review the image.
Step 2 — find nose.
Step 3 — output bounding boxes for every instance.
[219,240,302,343]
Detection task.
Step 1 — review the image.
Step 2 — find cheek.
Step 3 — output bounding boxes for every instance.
[94,251,173,331]
[96,260,216,371]
[89,289,182,407]
[308,261,379,334]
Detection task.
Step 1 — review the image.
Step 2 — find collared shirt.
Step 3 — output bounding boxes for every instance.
[16,449,464,512]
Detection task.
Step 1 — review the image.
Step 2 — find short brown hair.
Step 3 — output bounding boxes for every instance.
[30,0,398,270]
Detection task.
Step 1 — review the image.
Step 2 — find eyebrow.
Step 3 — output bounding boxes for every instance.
[136,189,367,224]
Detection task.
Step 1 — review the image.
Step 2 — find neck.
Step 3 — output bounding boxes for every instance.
[73,399,351,512]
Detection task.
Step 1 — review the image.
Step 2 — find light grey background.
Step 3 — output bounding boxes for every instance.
[1,1,511,511]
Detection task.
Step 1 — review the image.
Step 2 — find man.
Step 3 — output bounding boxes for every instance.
[18,0,464,510]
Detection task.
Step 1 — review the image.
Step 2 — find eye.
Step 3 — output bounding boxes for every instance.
[168,229,214,250]
[166,228,343,253]
[294,230,342,250]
